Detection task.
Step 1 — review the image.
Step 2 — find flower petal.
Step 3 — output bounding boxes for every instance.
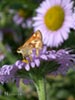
[31,62,35,68]
[40,55,48,60]
[34,59,40,67]
[25,64,30,71]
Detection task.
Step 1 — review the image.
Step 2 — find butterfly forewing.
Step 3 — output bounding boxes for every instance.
[17,30,43,59]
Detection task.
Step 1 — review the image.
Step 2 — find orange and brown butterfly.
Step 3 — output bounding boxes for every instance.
[17,30,43,62]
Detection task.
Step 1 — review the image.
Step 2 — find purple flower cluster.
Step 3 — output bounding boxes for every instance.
[0,65,14,84]
[51,49,75,75]
[0,46,75,83]
[13,13,32,29]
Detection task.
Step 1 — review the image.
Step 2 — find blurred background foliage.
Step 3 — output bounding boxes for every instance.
[0,0,75,100]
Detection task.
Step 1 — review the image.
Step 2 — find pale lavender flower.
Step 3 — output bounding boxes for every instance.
[33,0,74,47]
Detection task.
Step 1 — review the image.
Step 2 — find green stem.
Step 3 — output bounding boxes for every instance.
[35,77,47,100]
[0,42,17,63]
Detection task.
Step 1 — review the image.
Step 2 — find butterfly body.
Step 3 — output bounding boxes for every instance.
[17,30,43,59]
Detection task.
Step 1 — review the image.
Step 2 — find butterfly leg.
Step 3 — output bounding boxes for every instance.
[22,59,29,63]
[36,49,39,56]
[22,55,29,63]
[29,55,32,61]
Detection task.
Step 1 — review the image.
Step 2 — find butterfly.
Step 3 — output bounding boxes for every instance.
[17,30,43,62]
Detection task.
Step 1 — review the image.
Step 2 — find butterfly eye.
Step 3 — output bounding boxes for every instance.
[33,34,36,37]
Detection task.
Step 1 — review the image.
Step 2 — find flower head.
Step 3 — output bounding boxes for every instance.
[0,46,75,84]
[51,49,75,75]
[33,0,74,47]
[0,65,14,84]
[15,46,48,71]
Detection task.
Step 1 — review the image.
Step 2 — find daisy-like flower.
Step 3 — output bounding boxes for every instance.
[33,0,74,47]
[0,46,75,84]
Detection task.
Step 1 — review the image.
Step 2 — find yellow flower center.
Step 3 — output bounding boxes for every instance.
[44,5,65,31]
[22,59,29,64]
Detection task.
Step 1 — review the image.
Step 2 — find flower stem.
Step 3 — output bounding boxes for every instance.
[35,77,47,100]
[0,42,17,63]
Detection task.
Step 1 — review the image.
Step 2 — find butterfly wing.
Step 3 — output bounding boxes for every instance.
[17,30,43,58]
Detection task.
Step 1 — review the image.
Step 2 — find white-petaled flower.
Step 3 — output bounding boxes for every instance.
[33,0,74,47]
